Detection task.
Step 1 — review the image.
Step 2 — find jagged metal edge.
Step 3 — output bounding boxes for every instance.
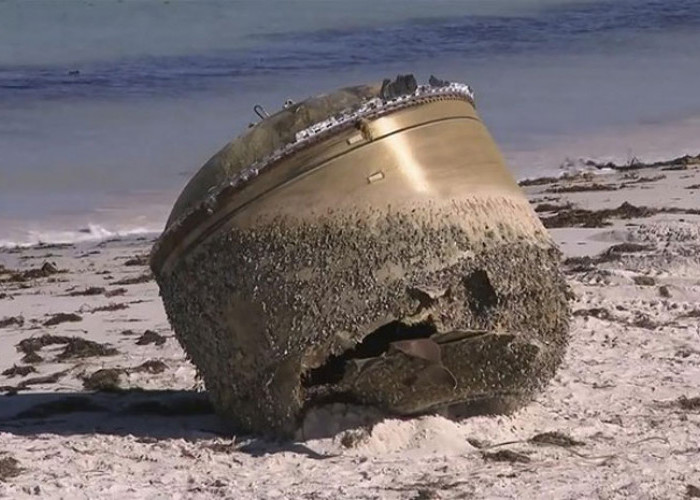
[155,83,475,255]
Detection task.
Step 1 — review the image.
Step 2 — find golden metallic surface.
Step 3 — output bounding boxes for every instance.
[154,97,522,274]
[151,78,570,436]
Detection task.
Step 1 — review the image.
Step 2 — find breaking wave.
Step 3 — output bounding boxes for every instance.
[0,223,160,249]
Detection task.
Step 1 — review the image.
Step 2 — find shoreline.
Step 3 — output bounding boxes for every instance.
[2,149,699,250]
[1,153,699,498]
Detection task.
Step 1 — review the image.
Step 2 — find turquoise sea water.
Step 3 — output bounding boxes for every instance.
[1,0,699,244]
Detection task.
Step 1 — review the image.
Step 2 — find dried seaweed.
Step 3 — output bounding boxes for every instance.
[135,330,167,346]
[17,334,73,355]
[112,273,153,286]
[17,334,118,362]
[546,183,618,193]
[630,314,658,330]
[530,431,584,447]
[540,202,658,229]
[533,202,574,213]
[104,287,127,297]
[1,262,63,282]
[0,456,23,481]
[621,174,666,185]
[677,396,700,411]
[124,255,149,266]
[56,338,119,360]
[584,153,700,172]
[43,312,82,327]
[132,359,168,374]
[17,370,68,387]
[0,316,24,329]
[633,276,656,286]
[482,449,531,463]
[603,243,653,254]
[0,369,70,393]
[67,287,106,296]
[518,176,560,187]
[82,368,123,392]
[88,303,129,313]
[572,308,613,320]
[1,365,37,378]
[21,351,43,364]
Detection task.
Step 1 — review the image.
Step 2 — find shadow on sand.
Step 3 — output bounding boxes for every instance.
[0,390,356,459]
[0,389,224,438]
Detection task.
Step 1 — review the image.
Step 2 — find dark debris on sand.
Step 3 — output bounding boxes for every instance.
[123,254,149,266]
[1,365,37,378]
[82,360,168,392]
[583,153,700,172]
[481,449,531,464]
[620,174,666,186]
[529,431,584,447]
[563,243,654,273]
[677,396,700,411]
[204,441,239,454]
[82,368,123,392]
[20,351,43,364]
[533,202,574,213]
[132,359,168,374]
[67,286,106,296]
[633,275,656,286]
[539,202,659,229]
[604,242,654,254]
[17,334,73,355]
[573,308,614,320]
[573,308,662,330]
[87,302,129,313]
[545,183,618,194]
[0,456,23,482]
[0,261,63,283]
[1,370,69,394]
[630,313,659,330]
[104,287,127,297]
[519,176,562,187]
[135,330,167,346]
[17,370,68,387]
[17,334,118,362]
[112,273,153,286]
[43,313,82,327]
[56,338,119,361]
[0,316,24,329]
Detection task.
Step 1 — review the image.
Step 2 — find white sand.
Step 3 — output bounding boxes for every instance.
[1,161,699,499]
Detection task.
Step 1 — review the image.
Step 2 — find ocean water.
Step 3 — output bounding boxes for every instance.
[1,0,699,245]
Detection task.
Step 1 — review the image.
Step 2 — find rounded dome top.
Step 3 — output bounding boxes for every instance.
[152,75,475,275]
[165,82,383,230]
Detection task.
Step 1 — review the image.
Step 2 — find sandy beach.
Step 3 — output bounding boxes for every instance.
[1,155,699,499]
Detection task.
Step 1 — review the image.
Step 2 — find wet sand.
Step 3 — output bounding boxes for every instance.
[1,156,699,499]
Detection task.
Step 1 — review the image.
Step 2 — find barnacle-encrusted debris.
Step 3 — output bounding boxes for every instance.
[150,76,571,436]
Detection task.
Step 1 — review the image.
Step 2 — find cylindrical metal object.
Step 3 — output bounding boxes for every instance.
[151,77,570,436]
